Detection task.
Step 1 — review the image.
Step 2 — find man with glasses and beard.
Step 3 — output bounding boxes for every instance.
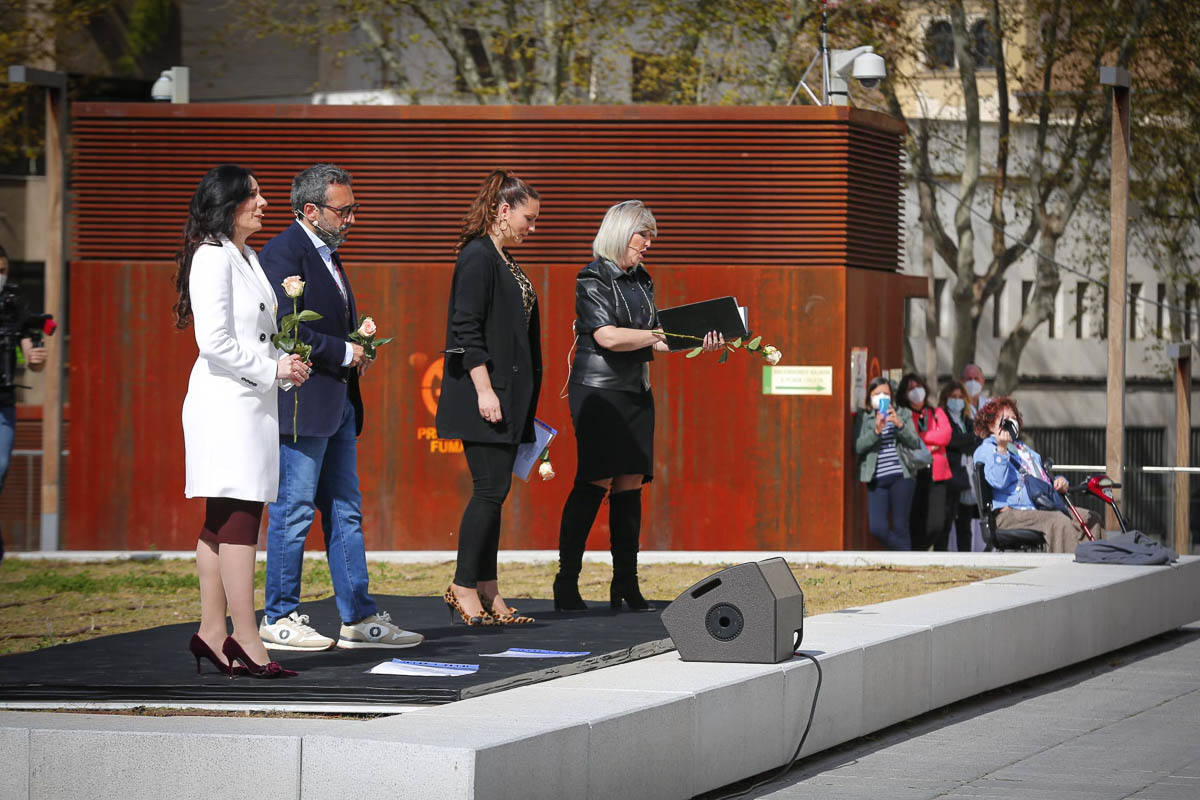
[256,164,423,652]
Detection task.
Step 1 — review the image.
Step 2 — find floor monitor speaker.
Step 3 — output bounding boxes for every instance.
[660,557,804,663]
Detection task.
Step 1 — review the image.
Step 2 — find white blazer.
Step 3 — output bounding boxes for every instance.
[182,235,286,502]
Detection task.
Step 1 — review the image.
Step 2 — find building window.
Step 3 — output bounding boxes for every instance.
[1156,283,1167,339]
[1047,286,1057,338]
[1129,283,1142,340]
[992,281,1004,338]
[924,20,955,69]
[970,19,997,69]
[1101,288,1109,339]
[1186,284,1199,340]
[1075,281,1088,339]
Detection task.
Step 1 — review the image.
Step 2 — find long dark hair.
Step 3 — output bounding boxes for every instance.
[455,169,539,254]
[173,165,257,329]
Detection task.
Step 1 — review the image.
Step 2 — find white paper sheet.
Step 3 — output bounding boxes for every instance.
[368,659,480,677]
[478,648,591,659]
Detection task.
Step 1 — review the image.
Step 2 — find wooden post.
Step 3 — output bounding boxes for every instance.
[1168,343,1192,554]
[9,66,67,550]
[1101,66,1131,533]
[40,83,65,550]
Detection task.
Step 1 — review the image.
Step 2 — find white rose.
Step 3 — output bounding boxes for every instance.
[358,317,377,337]
[538,460,556,481]
[763,345,782,366]
[281,276,305,298]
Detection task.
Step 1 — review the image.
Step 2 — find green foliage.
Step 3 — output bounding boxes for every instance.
[117,0,174,75]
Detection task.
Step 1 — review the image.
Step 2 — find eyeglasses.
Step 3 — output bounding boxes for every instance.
[317,202,360,220]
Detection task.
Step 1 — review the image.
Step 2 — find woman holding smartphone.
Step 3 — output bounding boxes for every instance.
[854,376,922,550]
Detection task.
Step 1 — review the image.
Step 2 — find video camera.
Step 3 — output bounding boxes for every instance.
[0,281,56,391]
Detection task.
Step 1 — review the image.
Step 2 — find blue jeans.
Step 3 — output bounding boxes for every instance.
[265,399,376,625]
[866,473,915,551]
[0,405,15,494]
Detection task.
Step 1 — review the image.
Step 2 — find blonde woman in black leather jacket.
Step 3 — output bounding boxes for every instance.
[552,200,721,612]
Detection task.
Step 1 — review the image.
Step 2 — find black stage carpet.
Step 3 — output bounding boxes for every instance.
[0,595,673,706]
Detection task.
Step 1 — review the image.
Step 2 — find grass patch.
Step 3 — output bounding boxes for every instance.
[0,557,1010,656]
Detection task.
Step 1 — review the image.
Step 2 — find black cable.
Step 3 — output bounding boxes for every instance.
[706,650,823,800]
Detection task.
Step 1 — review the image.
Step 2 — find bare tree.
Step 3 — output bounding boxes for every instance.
[884,0,1154,394]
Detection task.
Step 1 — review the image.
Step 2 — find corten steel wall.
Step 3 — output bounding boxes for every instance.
[68,104,907,552]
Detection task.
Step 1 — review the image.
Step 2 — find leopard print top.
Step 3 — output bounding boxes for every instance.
[502,249,536,328]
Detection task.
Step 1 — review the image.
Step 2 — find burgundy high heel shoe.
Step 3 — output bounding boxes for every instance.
[188,634,247,676]
[221,637,298,679]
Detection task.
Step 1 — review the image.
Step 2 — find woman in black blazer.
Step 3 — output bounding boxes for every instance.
[436,170,542,626]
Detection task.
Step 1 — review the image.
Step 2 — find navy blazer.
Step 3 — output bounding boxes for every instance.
[259,220,364,438]
[435,236,542,445]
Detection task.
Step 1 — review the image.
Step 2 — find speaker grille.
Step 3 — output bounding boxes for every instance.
[705,603,745,641]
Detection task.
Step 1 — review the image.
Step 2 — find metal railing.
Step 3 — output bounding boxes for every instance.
[1026,427,1196,553]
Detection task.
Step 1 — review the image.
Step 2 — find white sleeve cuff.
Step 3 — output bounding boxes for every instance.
[342,341,354,367]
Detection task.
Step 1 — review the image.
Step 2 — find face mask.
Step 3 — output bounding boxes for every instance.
[907,387,926,405]
[871,393,888,410]
[946,398,965,415]
[964,379,983,396]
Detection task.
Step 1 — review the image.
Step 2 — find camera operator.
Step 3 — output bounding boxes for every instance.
[973,396,1100,552]
[0,245,47,562]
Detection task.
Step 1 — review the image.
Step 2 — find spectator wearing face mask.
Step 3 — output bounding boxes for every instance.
[897,372,949,551]
[854,376,922,550]
[973,397,1101,552]
[939,380,981,551]
[961,363,987,417]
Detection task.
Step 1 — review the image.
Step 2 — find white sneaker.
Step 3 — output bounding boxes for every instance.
[259,611,335,651]
[337,610,424,649]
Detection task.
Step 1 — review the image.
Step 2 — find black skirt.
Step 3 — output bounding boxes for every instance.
[568,383,655,483]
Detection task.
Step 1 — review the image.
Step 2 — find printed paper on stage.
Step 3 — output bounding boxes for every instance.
[479,648,591,658]
[368,659,480,677]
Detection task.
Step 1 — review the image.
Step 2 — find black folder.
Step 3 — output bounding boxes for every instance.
[656,296,750,351]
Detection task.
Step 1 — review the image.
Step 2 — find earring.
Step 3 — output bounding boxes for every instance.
[497,217,510,234]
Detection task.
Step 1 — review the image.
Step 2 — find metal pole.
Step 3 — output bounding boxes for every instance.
[1168,342,1192,554]
[1101,65,1130,534]
[820,8,830,105]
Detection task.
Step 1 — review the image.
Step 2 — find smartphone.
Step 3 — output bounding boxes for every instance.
[877,396,891,417]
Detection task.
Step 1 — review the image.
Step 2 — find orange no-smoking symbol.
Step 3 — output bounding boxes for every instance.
[421,357,444,417]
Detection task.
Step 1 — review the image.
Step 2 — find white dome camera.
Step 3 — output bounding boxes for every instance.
[852,52,886,89]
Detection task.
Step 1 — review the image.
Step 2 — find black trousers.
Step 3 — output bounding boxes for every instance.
[453,441,517,587]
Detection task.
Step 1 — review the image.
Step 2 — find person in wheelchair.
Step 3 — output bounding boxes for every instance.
[973,397,1100,552]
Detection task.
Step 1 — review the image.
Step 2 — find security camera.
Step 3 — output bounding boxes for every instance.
[852,52,886,89]
[826,47,887,105]
[150,70,173,102]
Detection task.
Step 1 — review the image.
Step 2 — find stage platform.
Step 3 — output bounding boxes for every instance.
[3,557,1198,800]
[0,595,672,707]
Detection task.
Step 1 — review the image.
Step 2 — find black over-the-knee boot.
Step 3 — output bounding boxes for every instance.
[608,487,650,611]
[553,482,608,611]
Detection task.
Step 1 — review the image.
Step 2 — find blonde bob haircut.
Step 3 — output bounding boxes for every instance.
[592,200,657,263]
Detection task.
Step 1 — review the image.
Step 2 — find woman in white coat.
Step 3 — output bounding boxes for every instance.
[175,165,311,678]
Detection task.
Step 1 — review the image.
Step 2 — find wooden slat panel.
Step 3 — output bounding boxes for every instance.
[70,104,902,273]
[67,103,907,552]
